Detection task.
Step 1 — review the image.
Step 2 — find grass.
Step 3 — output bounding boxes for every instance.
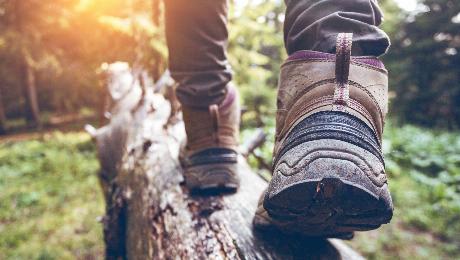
[349,173,460,259]
[349,125,460,259]
[1,124,459,259]
[0,132,104,259]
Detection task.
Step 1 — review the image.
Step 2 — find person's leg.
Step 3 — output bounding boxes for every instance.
[165,0,241,191]
[165,0,231,107]
[284,0,389,56]
[255,0,393,237]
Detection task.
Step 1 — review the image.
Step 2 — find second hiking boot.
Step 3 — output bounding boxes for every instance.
[258,33,393,237]
[181,84,241,192]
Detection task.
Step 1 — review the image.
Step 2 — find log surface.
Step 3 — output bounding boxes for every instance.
[90,70,364,259]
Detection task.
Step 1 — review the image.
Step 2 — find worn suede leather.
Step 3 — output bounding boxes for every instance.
[182,85,240,156]
[274,34,388,160]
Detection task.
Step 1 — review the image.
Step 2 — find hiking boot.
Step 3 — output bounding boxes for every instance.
[256,33,393,237]
[181,84,240,192]
[253,189,355,239]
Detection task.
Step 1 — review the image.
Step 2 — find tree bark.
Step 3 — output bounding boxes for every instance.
[89,68,364,260]
[0,87,7,135]
[20,52,41,128]
[14,0,41,129]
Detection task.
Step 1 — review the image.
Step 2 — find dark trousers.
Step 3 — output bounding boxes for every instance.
[165,0,389,108]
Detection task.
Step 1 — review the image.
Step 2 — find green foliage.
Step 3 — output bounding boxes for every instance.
[0,0,167,117]
[384,0,460,128]
[229,0,285,128]
[383,124,460,242]
[0,0,459,130]
[0,132,104,259]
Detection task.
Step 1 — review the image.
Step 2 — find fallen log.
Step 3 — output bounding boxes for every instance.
[88,65,364,259]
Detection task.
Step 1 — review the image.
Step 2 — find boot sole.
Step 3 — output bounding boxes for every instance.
[264,140,393,237]
[184,162,240,193]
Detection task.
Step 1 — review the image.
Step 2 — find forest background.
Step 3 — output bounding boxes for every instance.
[1,0,460,259]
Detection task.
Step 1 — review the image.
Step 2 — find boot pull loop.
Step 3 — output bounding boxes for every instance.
[209,104,220,144]
[333,33,353,111]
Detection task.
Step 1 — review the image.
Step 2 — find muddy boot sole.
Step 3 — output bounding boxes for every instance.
[184,162,240,193]
[253,190,355,240]
[264,139,393,237]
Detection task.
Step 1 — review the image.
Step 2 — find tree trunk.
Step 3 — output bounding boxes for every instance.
[88,68,364,260]
[0,87,7,135]
[21,54,41,128]
[14,0,41,129]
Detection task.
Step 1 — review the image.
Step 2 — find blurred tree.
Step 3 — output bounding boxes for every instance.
[385,0,460,128]
[0,0,86,127]
[229,0,285,128]
[0,0,458,131]
[0,0,167,131]
[0,88,5,134]
[379,0,405,38]
[0,0,67,128]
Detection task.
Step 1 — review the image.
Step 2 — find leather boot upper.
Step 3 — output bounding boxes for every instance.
[274,33,389,160]
[182,84,240,157]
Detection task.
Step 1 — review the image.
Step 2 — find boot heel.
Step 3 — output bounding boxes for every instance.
[184,162,240,192]
[264,139,393,236]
